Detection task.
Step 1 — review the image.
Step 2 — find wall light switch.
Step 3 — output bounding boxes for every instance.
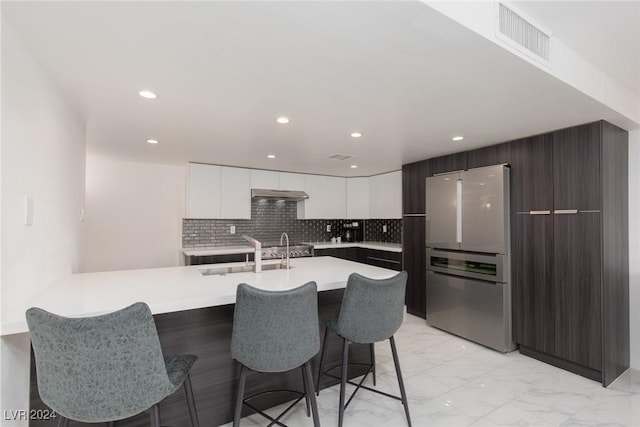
[383,224,387,233]
[25,196,33,226]
[230,225,236,234]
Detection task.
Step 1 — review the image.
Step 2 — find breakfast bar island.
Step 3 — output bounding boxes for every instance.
[1,257,400,427]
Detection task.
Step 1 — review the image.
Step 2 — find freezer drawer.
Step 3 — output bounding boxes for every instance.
[426,271,515,352]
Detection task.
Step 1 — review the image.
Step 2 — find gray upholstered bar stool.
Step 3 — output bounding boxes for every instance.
[316,271,411,427]
[26,302,199,427]
[231,282,321,427]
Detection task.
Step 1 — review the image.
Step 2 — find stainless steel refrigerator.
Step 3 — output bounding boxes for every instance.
[425,164,515,352]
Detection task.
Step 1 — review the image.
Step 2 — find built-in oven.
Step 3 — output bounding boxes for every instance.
[426,248,515,353]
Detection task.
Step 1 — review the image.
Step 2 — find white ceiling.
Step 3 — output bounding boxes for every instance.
[513,1,640,96]
[3,1,639,177]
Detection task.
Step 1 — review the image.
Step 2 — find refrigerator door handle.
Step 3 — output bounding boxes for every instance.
[456,179,463,243]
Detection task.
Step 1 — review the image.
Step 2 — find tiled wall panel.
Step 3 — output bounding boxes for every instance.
[183,200,401,247]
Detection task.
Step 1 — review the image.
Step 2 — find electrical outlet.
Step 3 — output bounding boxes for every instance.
[326,224,331,232]
[383,224,387,233]
[230,225,236,234]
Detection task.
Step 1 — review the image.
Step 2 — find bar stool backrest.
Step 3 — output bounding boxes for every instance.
[336,271,408,344]
[231,282,320,373]
[26,302,175,423]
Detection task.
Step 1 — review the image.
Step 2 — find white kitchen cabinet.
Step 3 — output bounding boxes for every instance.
[279,172,305,191]
[187,163,221,218]
[220,167,251,219]
[369,173,386,219]
[298,174,346,219]
[385,171,402,219]
[187,163,251,219]
[346,177,369,219]
[250,169,280,190]
[369,171,402,219]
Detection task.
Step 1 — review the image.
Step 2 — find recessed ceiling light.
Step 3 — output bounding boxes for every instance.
[138,90,157,99]
[350,165,358,169]
[146,139,158,144]
[452,136,464,141]
[350,132,362,138]
[276,117,290,124]
[267,154,276,159]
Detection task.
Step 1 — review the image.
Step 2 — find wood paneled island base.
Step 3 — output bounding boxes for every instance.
[29,289,372,427]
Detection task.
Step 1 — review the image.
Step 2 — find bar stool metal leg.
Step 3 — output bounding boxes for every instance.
[303,362,321,427]
[369,343,376,386]
[183,373,200,427]
[107,422,115,427]
[57,416,69,427]
[390,336,412,427]
[150,404,160,427]
[301,365,311,417]
[233,365,248,427]
[338,338,349,427]
[316,326,329,396]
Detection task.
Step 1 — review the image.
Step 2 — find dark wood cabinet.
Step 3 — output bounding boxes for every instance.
[512,120,628,386]
[552,123,601,211]
[430,152,467,175]
[314,247,362,262]
[314,247,401,271]
[402,160,430,214]
[510,134,553,213]
[512,213,554,355]
[364,249,402,271]
[467,142,511,169]
[402,217,426,318]
[553,212,602,371]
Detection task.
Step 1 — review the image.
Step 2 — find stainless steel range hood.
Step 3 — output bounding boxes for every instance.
[251,188,309,201]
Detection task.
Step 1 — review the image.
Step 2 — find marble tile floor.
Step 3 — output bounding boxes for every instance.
[223,313,640,427]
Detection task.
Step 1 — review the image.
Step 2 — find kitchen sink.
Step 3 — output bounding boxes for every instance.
[198,263,292,276]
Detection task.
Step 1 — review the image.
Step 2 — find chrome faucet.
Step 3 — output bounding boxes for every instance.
[242,235,262,273]
[280,232,290,269]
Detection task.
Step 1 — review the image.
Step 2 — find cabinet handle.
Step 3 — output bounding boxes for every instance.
[529,210,551,215]
[553,209,578,214]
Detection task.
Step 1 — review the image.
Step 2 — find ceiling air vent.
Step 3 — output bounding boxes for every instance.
[329,153,355,161]
[497,2,550,64]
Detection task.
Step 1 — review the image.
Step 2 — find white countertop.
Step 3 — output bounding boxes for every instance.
[182,245,255,256]
[0,257,398,336]
[182,241,402,257]
[303,241,403,252]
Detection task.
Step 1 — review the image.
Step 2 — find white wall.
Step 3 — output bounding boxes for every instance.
[629,130,640,369]
[1,20,86,426]
[83,154,186,272]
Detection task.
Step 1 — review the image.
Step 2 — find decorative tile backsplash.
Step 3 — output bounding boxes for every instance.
[182,200,402,247]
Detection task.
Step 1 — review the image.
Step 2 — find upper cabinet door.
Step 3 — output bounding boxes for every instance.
[279,172,305,191]
[510,134,553,213]
[385,171,402,219]
[299,175,346,219]
[552,122,601,211]
[220,167,251,219]
[250,169,279,190]
[187,163,221,218]
[467,142,511,169]
[369,174,386,219]
[430,152,467,176]
[425,172,460,250]
[346,177,369,219]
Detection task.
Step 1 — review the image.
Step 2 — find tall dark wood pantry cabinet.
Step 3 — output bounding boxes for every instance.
[511,121,628,386]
